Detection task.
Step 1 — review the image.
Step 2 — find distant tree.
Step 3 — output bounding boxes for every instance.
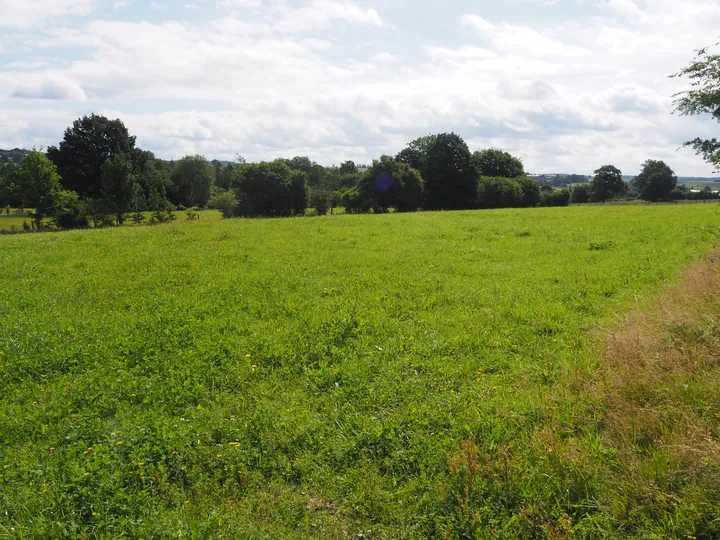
[515,176,541,207]
[395,135,437,172]
[278,156,326,189]
[590,165,626,202]
[672,44,720,170]
[50,189,88,229]
[477,177,521,209]
[340,187,368,214]
[101,153,138,225]
[472,148,525,178]
[422,133,477,210]
[669,188,686,200]
[48,114,137,199]
[309,189,330,216]
[339,160,357,175]
[0,162,16,208]
[170,155,213,208]
[209,191,239,218]
[231,161,308,217]
[14,150,64,229]
[541,188,571,207]
[358,156,424,213]
[566,173,589,184]
[570,184,590,204]
[633,160,678,201]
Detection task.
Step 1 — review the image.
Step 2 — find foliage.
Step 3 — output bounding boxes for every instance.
[14,149,64,228]
[357,156,424,213]
[590,165,626,202]
[422,133,477,210]
[101,153,138,225]
[170,155,214,208]
[395,135,436,171]
[0,206,718,537]
[570,184,590,204]
[540,188,571,207]
[633,159,678,201]
[339,160,357,175]
[472,148,525,178]
[209,191,240,219]
[477,176,521,209]
[231,161,308,217]
[48,114,137,199]
[669,189,686,200]
[340,187,368,214]
[514,176,541,208]
[671,44,720,169]
[309,189,331,216]
[50,190,89,229]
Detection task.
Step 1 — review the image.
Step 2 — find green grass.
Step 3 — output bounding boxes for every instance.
[1,205,719,538]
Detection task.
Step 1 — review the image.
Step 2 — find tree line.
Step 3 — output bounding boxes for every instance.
[0,114,696,231]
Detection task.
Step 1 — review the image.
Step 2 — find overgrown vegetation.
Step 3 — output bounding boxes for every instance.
[0,204,718,537]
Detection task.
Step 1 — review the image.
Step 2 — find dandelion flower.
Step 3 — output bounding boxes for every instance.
[245,354,252,359]
[216,453,223,458]
[116,441,124,446]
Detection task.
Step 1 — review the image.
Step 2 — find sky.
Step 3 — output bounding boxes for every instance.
[0,0,718,176]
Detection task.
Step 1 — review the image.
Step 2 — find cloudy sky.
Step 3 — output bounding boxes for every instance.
[0,0,718,175]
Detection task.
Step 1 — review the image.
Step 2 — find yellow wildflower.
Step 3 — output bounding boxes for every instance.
[245,354,252,359]
[116,441,124,446]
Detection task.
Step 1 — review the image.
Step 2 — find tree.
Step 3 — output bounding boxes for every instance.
[209,191,239,218]
[339,160,357,175]
[421,133,477,210]
[477,177,521,209]
[515,176,541,207]
[170,155,213,208]
[395,135,437,172]
[570,184,590,204]
[231,161,308,217]
[540,188,571,207]
[590,165,626,202]
[49,190,88,229]
[672,44,720,169]
[472,148,525,178]
[358,156,424,213]
[0,162,17,208]
[14,150,63,228]
[48,114,137,198]
[632,160,678,201]
[101,153,138,225]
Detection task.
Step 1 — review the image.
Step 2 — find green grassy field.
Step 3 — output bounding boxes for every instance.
[1,206,719,538]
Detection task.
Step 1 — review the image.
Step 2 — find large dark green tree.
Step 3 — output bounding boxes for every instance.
[590,165,626,202]
[395,135,436,171]
[633,160,678,201]
[672,44,720,169]
[101,153,138,225]
[170,155,213,207]
[14,149,63,228]
[472,148,525,178]
[421,133,477,210]
[231,161,308,217]
[357,156,424,213]
[48,114,137,199]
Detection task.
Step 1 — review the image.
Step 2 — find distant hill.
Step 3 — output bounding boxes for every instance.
[0,148,28,165]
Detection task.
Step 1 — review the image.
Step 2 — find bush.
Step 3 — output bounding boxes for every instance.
[540,188,571,207]
[477,177,522,209]
[669,189,686,200]
[515,176,541,207]
[50,190,89,229]
[570,184,590,204]
[310,190,330,216]
[340,187,368,214]
[186,206,200,220]
[208,191,239,219]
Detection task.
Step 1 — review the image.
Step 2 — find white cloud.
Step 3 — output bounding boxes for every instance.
[0,0,95,29]
[113,1,129,8]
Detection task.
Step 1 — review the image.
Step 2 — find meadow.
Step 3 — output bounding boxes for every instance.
[1,205,719,538]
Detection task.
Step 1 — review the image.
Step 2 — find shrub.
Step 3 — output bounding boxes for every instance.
[208,191,239,219]
[571,184,590,204]
[477,177,521,209]
[310,190,330,216]
[540,188,571,207]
